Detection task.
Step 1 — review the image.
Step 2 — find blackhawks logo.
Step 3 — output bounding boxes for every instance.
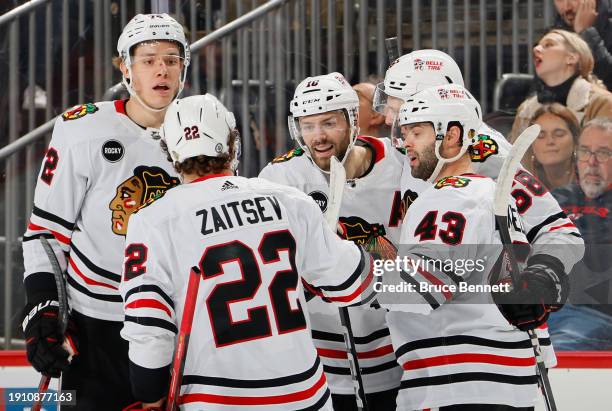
[469,134,499,163]
[434,176,471,189]
[272,147,305,163]
[109,166,179,236]
[338,216,397,260]
[62,103,99,121]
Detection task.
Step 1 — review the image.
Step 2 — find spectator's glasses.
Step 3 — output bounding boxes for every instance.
[575,147,612,163]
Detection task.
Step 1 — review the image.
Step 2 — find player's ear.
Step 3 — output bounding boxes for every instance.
[446,125,462,148]
[119,60,130,80]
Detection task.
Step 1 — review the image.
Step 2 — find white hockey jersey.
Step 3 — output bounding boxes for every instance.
[23,100,179,321]
[399,123,584,368]
[385,174,541,410]
[119,175,375,411]
[259,136,404,395]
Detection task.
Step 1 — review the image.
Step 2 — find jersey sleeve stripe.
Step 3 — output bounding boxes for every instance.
[402,353,536,371]
[66,275,123,302]
[354,328,391,344]
[124,315,178,334]
[69,257,118,290]
[22,233,55,242]
[182,357,321,389]
[318,344,394,360]
[323,359,400,375]
[123,285,175,310]
[32,206,75,231]
[27,222,71,245]
[71,243,121,283]
[295,388,331,411]
[125,299,173,317]
[526,211,567,242]
[180,372,327,406]
[325,262,374,303]
[316,248,366,292]
[399,270,440,309]
[399,372,537,390]
[548,222,576,231]
[412,253,465,285]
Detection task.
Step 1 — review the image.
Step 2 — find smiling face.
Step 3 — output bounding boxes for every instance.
[532,112,576,168]
[400,122,438,180]
[121,40,184,110]
[298,111,351,171]
[533,32,577,84]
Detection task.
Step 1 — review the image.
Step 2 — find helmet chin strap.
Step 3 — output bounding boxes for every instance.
[426,139,469,183]
[122,65,186,114]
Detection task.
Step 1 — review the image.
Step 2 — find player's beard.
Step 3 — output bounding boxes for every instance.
[411,143,439,180]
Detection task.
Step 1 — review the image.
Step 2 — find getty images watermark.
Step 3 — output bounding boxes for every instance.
[370,255,512,294]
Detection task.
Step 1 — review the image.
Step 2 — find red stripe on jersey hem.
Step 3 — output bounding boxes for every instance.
[317,344,395,360]
[27,222,70,245]
[126,298,172,317]
[179,372,327,406]
[548,222,576,231]
[327,258,374,303]
[402,353,536,370]
[69,257,119,290]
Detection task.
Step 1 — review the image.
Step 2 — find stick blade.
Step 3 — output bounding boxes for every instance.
[493,124,541,216]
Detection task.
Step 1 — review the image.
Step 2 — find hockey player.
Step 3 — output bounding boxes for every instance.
[119,94,376,410]
[21,14,189,410]
[259,72,405,410]
[382,83,571,410]
[373,49,584,365]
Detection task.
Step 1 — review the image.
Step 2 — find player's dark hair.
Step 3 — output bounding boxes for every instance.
[160,129,239,176]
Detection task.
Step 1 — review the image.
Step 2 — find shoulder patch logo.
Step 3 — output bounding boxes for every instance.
[272,147,305,164]
[434,176,471,189]
[469,134,499,163]
[308,190,328,212]
[102,140,124,162]
[62,103,99,121]
[109,166,180,236]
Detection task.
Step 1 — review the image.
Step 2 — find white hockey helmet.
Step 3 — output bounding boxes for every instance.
[397,84,482,181]
[161,94,237,164]
[373,49,464,114]
[117,14,191,111]
[288,72,360,165]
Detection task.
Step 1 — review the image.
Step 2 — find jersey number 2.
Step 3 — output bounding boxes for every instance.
[414,210,466,245]
[40,147,59,185]
[201,230,306,347]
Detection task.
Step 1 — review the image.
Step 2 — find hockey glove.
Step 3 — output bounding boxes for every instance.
[494,255,569,331]
[22,300,77,377]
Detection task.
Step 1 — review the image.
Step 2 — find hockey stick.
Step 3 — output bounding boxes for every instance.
[166,266,202,411]
[384,36,400,65]
[32,237,70,411]
[493,124,557,411]
[325,156,369,411]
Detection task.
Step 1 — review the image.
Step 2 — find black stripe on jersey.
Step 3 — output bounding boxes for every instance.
[182,357,321,389]
[570,232,582,238]
[312,328,391,345]
[316,248,366,292]
[296,388,331,411]
[32,206,75,231]
[323,359,399,375]
[400,269,440,309]
[395,335,533,359]
[399,372,538,389]
[71,244,121,283]
[124,284,175,310]
[412,253,466,285]
[22,233,55,242]
[66,274,123,302]
[354,328,391,345]
[526,212,567,243]
[125,315,178,334]
[539,337,551,347]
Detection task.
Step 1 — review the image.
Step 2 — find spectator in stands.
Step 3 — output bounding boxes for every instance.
[526,103,580,190]
[353,82,387,137]
[549,117,612,350]
[510,29,612,141]
[553,0,612,89]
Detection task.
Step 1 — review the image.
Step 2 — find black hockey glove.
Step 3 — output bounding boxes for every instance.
[22,300,77,377]
[493,255,569,331]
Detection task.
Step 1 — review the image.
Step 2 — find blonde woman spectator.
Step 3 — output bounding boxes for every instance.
[527,103,580,190]
[511,29,612,140]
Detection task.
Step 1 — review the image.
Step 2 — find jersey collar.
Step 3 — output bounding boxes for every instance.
[190,172,234,183]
